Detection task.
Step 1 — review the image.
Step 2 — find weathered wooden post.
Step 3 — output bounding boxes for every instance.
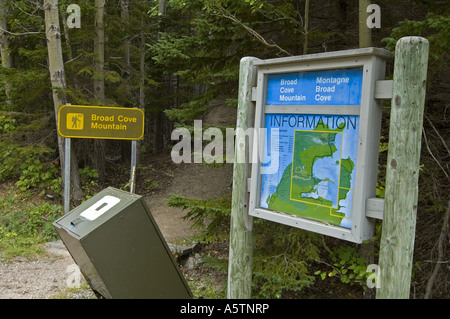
[227,57,258,299]
[376,37,429,299]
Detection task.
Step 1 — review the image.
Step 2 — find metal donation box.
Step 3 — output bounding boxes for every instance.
[53,187,192,299]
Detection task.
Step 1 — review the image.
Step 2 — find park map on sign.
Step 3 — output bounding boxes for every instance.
[260,114,359,229]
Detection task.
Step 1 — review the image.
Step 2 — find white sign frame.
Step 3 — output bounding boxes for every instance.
[248,48,392,243]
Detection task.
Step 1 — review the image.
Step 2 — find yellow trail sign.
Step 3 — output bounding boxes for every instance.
[58,105,144,140]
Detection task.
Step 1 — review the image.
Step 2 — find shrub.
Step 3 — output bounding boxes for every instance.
[167,193,322,298]
[0,196,62,260]
[0,142,61,195]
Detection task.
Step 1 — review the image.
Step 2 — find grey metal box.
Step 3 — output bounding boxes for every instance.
[53,187,192,299]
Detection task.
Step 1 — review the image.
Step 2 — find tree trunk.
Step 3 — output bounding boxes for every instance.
[359,0,371,47]
[0,0,13,104]
[43,0,82,202]
[152,110,162,152]
[120,0,131,165]
[94,0,105,101]
[152,0,165,153]
[94,0,106,185]
[158,0,165,15]
[137,16,146,164]
[302,0,309,55]
[120,0,131,78]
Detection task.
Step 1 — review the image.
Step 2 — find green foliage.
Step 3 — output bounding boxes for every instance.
[0,68,51,112]
[167,193,322,298]
[252,221,321,298]
[165,91,216,123]
[148,0,291,123]
[0,195,62,260]
[186,256,227,299]
[150,33,195,66]
[79,166,100,181]
[0,111,61,195]
[144,178,159,191]
[0,115,16,133]
[382,13,450,70]
[0,141,60,195]
[166,193,231,243]
[314,245,370,287]
[376,138,389,198]
[79,166,99,198]
[0,141,19,180]
[15,155,61,195]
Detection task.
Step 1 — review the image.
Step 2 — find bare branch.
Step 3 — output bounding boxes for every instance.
[0,25,43,36]
[64,53,83,64]
[12,1,44,21]
[422,126,450,180]
[213,5,293,57]
[425,114,450,158]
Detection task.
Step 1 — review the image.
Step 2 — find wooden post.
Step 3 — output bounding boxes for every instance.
[376,37,429,299]
[227,57,257,299]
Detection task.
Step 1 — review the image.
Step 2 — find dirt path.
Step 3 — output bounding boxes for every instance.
[147,161,233,242]
[0,242,94,299]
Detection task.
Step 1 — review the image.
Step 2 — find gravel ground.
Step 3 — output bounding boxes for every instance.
[0,241,95,299]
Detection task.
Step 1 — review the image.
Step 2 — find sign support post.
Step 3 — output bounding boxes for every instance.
[64,137,71,214]
[376,37,429,299]
[130,140,137,193]
[227,57,258,299]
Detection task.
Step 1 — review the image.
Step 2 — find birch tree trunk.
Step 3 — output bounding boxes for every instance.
[0,0,12,104]
[43,0,82,201]
[93,0,106,185]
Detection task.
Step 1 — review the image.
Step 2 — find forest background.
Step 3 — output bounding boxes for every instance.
[0,0,448,299]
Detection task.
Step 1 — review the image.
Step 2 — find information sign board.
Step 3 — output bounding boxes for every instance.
[58,105,144,140]
[249,48,392,243]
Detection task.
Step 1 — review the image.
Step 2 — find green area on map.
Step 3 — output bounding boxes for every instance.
[266,124,354,226]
